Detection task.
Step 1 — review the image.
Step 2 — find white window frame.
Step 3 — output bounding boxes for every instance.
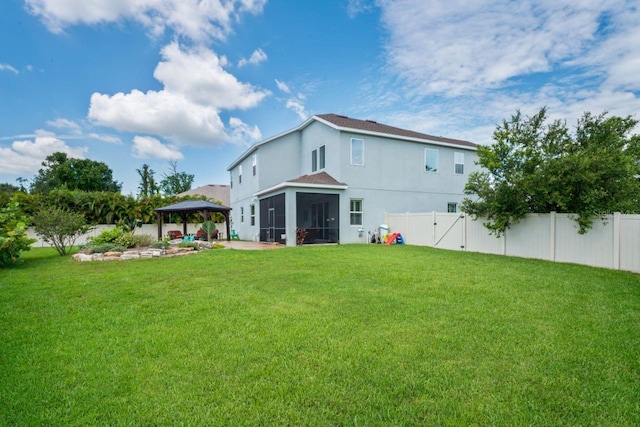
[454,152,464,175]
[312,145,326,172]
[239,165,243,184]
[350,138,364,166]
[240,206,244,223]
[448,202,458,213]
[230,171,233,188]
[350,199,363,226]
[425,148,439,173]
[252,155,257,176]
[250,204,255,226]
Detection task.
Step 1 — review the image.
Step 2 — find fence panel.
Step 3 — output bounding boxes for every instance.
[619,215,640,273]
[505,214,551,261]
[554,214,614,269]
[385,211,639,273]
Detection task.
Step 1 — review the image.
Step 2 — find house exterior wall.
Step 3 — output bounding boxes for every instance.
[228,116,479,245]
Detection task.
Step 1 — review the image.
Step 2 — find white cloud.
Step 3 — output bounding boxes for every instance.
[46,118,82,134]
[275,79,291,94]
[285,99,308,120]
[132,135,183,159]
[26,0,267,42]
[154,43,268,109]
[89,43,269,146]
[238,48,267,67]
[0,134,87,174]
[378,0,635,97]
[0,63,18,74]
[368,0,640,146]
[228,117,261,144]
[88,133,122,144]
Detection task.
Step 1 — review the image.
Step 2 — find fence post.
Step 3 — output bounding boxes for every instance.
[549,211,556,262]
[432,211,437,247]
[613,212,621,270]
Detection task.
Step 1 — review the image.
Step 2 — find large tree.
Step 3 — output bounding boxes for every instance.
[159,160,194,196]
[136,164,159,199]
[462,108,640,235]
[30,152,122,194]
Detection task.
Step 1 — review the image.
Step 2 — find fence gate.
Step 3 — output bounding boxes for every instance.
[433,213,466,250]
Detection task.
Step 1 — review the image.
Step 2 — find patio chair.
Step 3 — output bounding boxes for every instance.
[167,230,184,240]
[230,229,239,240]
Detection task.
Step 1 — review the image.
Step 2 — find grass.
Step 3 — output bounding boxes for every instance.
[1,245,639,425]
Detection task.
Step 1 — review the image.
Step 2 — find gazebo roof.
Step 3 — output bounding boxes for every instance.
[154,200,231,213]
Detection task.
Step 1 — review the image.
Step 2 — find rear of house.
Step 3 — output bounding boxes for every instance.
[227,114,479,246]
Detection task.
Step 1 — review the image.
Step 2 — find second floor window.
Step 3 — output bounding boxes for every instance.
[454,152,464,175]
[351,138,364,166]
[252,155,257,176]
[425,148,439,173]
[312,145,326,172]
[239,165,242,184]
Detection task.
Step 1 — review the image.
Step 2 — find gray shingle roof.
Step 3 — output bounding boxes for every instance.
[287,171,346,186]
[316,114,477,148]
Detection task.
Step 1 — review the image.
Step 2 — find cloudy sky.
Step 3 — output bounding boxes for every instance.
[1,0,639,194]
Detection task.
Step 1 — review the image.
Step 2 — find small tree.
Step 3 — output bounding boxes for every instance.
[0,198,36,266]
[32,207,91,255]
[200,220,217,241]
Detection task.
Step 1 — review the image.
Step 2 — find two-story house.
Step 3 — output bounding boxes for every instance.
[227,114,478,246]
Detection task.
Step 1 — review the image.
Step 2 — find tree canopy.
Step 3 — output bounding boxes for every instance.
[160,160,194,196]
[30,152,122,194]
[462,108,640,235]
[137,164,160,199]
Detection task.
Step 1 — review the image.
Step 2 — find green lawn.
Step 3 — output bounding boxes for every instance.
[1,245,639,425]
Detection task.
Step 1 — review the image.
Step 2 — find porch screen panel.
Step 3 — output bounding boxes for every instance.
[259,193,286,243]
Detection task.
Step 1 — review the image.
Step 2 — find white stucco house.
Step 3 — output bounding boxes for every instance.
[227,114,479,246]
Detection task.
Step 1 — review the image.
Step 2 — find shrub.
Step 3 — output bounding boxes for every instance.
[89,227,124,246]
[130,234,154,248]
[90,244,127,254]
[150,241,169,249]
[0,198,36,266]
[31,206,91,256]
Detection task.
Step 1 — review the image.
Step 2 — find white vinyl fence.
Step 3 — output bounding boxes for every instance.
[27,222,226,247]
[384,212,640,274]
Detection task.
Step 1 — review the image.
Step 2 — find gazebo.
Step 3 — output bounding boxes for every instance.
[154,200,232,241]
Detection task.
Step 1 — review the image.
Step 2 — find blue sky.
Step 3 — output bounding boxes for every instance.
[1,0,639,195]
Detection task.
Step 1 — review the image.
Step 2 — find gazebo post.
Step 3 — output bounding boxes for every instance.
[182,213,188,236]
[156,212,162,241]
[224,212,231,241]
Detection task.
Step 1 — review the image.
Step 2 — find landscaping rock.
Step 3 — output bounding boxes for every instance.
[104,251,123,257]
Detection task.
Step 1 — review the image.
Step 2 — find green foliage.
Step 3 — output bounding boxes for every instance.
[200,220,216,241]
[89,243,127,254]
[159,160,194,196]
[0,198,36,266]
[463,108,640,235]
[30,152,122,194]
[86,228,155,250]
[89,227,124,246]
[136,164,159,199]
[31,206,91,256]
[176,242,198,250]
[150,241,169,249]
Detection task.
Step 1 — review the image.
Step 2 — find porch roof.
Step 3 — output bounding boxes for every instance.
[255,172,348,197]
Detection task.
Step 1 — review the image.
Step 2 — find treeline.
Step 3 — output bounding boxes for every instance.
[0,190,224,225]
